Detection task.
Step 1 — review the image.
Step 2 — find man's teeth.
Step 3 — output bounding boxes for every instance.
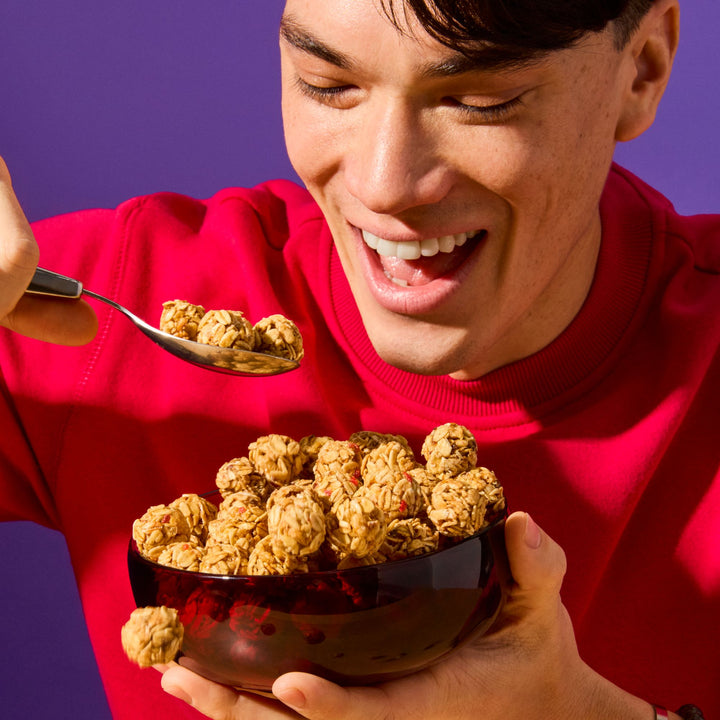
[362,229,477,260]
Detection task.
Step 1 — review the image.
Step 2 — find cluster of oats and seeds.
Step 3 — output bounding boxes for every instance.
[131,423,506,577]
[120,605,184,668]
[159,299,304,361]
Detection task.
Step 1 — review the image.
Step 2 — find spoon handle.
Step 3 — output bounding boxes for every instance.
[27,267,83,299]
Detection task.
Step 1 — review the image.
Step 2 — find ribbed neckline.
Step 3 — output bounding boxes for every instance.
[326,166,661,422]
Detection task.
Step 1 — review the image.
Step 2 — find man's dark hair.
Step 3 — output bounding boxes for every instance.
[382,0,655,65]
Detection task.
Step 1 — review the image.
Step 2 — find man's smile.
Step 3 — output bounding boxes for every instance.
[359,227,486,288]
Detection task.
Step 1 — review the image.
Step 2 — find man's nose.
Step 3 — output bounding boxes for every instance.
[343,101,453,216]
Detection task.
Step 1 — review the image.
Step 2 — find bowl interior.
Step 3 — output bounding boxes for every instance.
[127,515,508,690]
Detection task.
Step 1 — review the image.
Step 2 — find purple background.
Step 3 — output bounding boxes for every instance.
[0,1,717,717]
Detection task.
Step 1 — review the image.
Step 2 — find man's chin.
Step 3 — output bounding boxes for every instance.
[371,336,470,378]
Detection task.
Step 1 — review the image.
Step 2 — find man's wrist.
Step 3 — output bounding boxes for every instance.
[653,704,705,720]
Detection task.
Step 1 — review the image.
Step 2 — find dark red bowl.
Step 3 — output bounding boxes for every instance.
[127,514,508,690]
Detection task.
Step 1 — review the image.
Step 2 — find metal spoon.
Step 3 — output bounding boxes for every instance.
[27,267,300,377]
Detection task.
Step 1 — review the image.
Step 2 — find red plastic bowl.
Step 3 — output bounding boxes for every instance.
[127,514,508,690]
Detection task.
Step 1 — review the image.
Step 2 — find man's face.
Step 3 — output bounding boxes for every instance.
[280,0,633,379]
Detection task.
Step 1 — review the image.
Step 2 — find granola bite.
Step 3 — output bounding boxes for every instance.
[248,434,304,487]
[216,491,268,526]
[458,466,507,521]
[168,493,218,543]
[404,465,439,508]
[267,485,326,558]
[205,515,264,551]
[159,300,205,341]
[312,469,361,511]
[421,423,478,479]
[254,314,304,361]
[215,457,271,500]
[130,425,505,577]
[312,440,363,504]
[196,309,258,350]
[325,495,387,560]
[355,473,423,522]
[381,518,439,561]
[132,504,191,561]
[298,435,334,478]
[361,440,417,486]
[199,542,249,575]
[156,540,205,572]
[348,431,413,457]
[427,476,489,538]
[121,606,184,668]
[247,535,311,575]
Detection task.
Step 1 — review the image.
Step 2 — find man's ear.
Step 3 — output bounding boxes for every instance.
[615,0,680,142]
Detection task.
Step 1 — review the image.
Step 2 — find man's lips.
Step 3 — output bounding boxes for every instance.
[354,227,487,314]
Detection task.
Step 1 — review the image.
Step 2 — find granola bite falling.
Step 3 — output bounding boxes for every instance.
[159,300,205,341]
[121,606,184,667]
[196,309,258,350]
[254,314,304,361]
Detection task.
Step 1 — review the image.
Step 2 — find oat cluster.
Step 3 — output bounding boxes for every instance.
[132,423,505,576]
[159,300,303,361]
[120,606,184,667]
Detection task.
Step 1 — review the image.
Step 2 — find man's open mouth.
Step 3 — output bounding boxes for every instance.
[361,228,485,287]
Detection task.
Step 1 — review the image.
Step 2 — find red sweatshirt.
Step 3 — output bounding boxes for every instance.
[0,164,718,717]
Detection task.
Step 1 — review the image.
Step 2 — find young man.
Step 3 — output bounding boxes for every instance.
[0,0,716,718]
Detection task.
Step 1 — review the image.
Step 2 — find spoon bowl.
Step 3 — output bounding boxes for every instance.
[27,268,300,377]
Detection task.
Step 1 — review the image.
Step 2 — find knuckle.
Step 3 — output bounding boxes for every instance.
[0,234,39,275]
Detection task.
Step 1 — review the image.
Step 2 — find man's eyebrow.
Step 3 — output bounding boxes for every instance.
[419,50,544,77]
[279,16,353,70]
[280,14,544,76]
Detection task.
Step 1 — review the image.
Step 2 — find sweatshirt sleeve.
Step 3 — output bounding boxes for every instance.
[0,206,118,526]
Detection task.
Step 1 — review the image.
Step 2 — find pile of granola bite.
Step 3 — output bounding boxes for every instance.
[132,423,506,576]
[159,299,303,361]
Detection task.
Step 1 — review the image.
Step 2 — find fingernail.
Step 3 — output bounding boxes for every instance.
[524,513,542,549]
[275,686,307,709]
[164,684,193,706]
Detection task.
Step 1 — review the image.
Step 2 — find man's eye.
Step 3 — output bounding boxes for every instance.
[294,77,355,105]
[447,95,523,122]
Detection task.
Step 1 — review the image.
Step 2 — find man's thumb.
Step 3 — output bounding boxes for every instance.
[503,511,567,610]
